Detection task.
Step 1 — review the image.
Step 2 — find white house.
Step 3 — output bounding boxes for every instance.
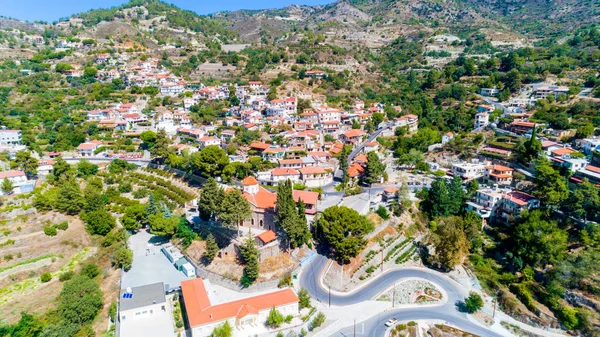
[474,112,489,129]
[0,170,28,195]
[198,137,221,148]
[581,138,600,155]
[442,132,454,145]
[0,127,21,145]
[37,159,55,177]
[181,278,298,337]
[480,88,499,96]
[77,140,103,157]
[298,166,333,188]
[451,161,488,180]
[119,283,175,337]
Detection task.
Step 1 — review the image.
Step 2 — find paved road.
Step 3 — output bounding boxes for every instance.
[300,254,505,337]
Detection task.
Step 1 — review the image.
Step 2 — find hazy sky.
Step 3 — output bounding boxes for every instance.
[2,0,333,22]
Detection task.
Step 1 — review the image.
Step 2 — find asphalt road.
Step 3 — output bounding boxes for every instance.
[300,254,506,337]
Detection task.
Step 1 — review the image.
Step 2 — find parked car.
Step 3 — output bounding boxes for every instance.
[385,318,398,327]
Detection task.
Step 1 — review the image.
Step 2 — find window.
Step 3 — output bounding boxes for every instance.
[122,315,126,320]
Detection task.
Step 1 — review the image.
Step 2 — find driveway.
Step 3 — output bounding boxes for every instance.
[121,229,192,290]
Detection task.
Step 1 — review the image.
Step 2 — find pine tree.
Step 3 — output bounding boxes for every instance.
[425,179,452,218]
[276,180,310,248]
[339,146,349,184]
[364,151,385,185]
[145,193,161,217]
[447,175,465,215]
[198,178,224,221]
[56,179,85,215]
[1,178,14,194]
[203,234,218,264]
[239,236,259,286]
[218,189,251,228]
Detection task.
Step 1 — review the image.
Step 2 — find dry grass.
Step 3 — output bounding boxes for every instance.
[0,208,93,324]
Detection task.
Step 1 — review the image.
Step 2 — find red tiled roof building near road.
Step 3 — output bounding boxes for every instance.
[181,278,298,337]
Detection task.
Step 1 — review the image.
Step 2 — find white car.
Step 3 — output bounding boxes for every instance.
[384,318,398,327]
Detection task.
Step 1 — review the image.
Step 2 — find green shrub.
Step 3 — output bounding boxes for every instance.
[55,221,69,231]
[309,312,326,330]
[80,264,100,279]
[59,271,74,282]
[43,225,57,236]
[556,305,579,330]
[376,205,390,220]
[40,272,52,283]
[510,284,537,313]
[464,291,484,313]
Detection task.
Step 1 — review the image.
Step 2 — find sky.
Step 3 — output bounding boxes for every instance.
[2,0,333,22]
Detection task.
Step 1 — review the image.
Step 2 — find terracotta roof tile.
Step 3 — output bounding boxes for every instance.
[182,278,298,327]
[256,230,277,244]
[242,176,258,186]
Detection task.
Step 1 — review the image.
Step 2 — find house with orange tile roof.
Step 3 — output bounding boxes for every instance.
[508,121,537,134]
[548,146,589,172]
[77,140,103,157]
[484,165,513,186]
[393,114,418,133]
[497,191,540,224]
[571,165,600,186]
[270,168,301,183]
[382,187,399,205]
[340,129,365,144]
[198,136,221,148]
[181,278,298,337]
[249,142,270,153]
[298,166,333,187]
[363,141,379,153]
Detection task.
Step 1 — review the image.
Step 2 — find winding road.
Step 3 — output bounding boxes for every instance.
[300,254,506,337]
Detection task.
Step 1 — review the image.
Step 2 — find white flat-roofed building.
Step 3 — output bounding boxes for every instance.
[451,161,488,180]
[0,127,21,145]
[119,282,175,337]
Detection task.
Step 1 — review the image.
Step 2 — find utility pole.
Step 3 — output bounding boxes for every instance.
[380,249,384,273]
[328,284,331,308]
[493,297,497,318]
[353,319,356,337]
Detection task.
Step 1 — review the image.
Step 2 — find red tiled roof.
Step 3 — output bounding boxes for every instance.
[272,168,299,176]
[182,278,297,327]
[504,191,536,206]
[243,186,277,209]
[551,147,577,156]
[242,176,258,186]
[486,164,513,172]
[298,167,326,175]
[250,142,270,150]
[343,129,365,138]
[256,230,277,244]
[279,159,303,165]
[0,170,25,179]
[585,165,600,174]
[292,190,319,206]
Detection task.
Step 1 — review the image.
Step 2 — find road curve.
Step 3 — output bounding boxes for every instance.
[300,254,506,337]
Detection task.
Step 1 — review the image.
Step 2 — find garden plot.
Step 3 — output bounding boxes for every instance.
[381,279,443,306]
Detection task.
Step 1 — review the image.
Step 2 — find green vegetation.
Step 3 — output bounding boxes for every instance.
[315,206,374,262]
